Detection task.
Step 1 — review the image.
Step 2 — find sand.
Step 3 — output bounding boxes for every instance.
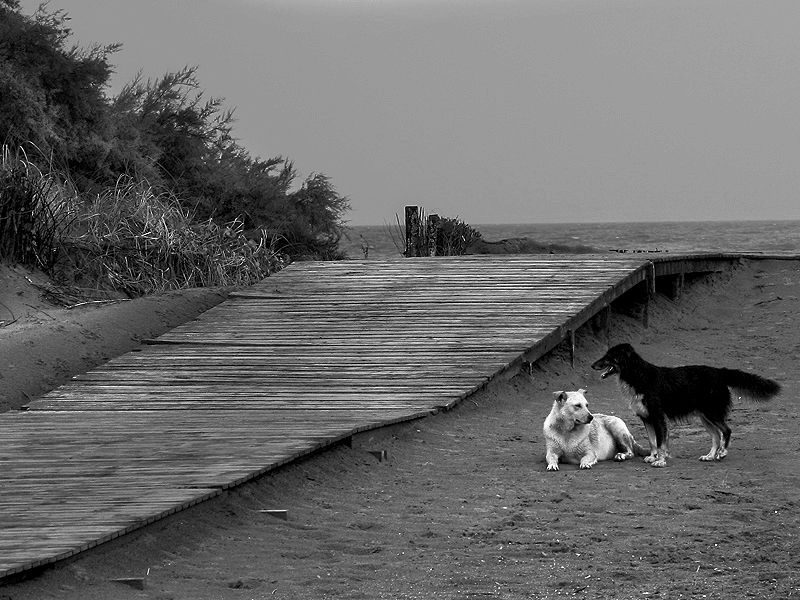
[0,265,228,413]
[0,258,798,599]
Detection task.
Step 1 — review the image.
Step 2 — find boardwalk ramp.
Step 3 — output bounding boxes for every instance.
[0,254,734,578]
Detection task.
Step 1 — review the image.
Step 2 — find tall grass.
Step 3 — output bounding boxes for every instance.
[67,177,285,295]
[0,147,77,270]
[0,146,285,296]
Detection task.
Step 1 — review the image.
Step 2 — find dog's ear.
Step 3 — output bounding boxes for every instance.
[578,388,587,395]
[553,391,567,404]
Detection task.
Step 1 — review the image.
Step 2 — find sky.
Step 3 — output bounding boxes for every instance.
[18,0,800,225]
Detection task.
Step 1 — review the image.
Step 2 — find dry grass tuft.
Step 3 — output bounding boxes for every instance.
[1,147,285,296]
[0,146,78,270]
[66,177,284,295]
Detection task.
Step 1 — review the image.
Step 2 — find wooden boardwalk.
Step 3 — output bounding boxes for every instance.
[0,254,740,579]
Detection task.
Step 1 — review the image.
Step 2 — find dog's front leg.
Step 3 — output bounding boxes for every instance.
[641,419,659,464]
[649,420,669,468]
[546,449,561,471]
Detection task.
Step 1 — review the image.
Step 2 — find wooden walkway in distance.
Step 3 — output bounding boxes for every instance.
[0,254,741,579]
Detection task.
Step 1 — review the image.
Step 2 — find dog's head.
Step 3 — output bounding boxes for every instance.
[552,389,593,426]
[591,343,637,379]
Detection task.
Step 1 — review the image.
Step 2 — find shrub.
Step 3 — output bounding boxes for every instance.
[1,3,351,264]
[436,216,482,256]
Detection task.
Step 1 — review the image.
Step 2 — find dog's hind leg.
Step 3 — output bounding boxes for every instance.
[699,416,731,460]
[579,450,598,469]
[718,420,732,458]
[613,436,634,461]
[609,421,638,461]
[699,415,723,461]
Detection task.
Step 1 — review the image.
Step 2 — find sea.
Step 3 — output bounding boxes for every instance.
[338,220,800,260]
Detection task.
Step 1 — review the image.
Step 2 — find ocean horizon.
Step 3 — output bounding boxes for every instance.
[339,219,800,260]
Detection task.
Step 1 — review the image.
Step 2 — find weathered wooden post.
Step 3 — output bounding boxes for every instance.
[426,214,440,256]
[646,262,657,297]
[589,305,613,348]
[568,329,576,368]
[405,205,421,257]
[668,272,685,300]
[643,262,656,328]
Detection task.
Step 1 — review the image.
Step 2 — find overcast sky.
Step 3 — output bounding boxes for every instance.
[20,0,800,225]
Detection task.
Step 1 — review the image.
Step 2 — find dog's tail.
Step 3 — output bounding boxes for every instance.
[721,368,781,401]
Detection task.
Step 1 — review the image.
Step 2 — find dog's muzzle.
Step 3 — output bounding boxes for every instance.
[591,360,617,379]
[598,366,616,379]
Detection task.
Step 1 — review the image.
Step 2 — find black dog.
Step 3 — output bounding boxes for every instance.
[591,343,781,467]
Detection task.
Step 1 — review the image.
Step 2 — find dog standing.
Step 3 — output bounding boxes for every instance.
[543,389,648,471]
[591,343,781,467]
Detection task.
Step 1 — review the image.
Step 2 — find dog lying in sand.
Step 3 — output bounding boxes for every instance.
[543,389,648,471]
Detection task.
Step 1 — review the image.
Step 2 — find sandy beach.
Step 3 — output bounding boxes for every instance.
[1,258,798,599]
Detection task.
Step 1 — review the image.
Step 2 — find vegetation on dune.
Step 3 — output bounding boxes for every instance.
[436,216,482,256]
[0,148,284,294]
[0,1,349,294]
[467,237,599,255]
[71,177,286,295]
[393,208,482,257]
[0,147,71,271]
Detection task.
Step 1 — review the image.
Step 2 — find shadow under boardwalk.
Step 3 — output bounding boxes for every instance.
[0,254,732,578]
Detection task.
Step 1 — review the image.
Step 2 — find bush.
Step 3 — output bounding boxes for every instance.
[1,3,351,265]
[436,216,482,256]
[0,2,118,187]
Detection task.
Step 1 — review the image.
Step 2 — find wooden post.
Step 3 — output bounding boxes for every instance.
[643,262,655,328]
[646,262,656,298]
[669,273,685,300]
[426,214,440,256]
[569,329,576,368]
[405,205,421,257]
[591,305,612,346]
[642,289,650,328]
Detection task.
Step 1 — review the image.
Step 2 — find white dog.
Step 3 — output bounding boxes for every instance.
[543,389,647,471]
